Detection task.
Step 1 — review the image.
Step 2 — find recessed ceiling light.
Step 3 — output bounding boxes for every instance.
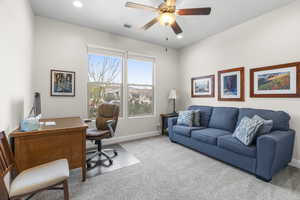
[177,34,183,39]
[123,24,132,29]
[73,1,83,8]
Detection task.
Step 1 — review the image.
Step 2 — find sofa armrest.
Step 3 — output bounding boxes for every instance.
[168,117,178,141]
[256,129,295,181]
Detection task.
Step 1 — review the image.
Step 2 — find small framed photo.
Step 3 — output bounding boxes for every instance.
[250,62,300,98]
[218,67,245,101]
[191,75,215,98]
[51,70,75,97]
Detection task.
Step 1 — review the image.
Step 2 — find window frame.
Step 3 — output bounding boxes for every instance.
[87,45,156,119]
[126,54,156,119]
[87,48,125,118]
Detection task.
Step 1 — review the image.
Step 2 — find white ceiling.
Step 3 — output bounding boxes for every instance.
[29,0,295,49]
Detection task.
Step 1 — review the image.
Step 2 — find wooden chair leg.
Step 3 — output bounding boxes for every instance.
[63,180,69,200]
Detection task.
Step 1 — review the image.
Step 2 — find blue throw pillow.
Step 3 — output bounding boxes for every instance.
[233,116,264,146]
[252,115,273,136]
[193,110,201,127]
[177,110,194,127]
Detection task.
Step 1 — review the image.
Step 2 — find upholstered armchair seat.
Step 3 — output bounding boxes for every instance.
[86,128,110,138]
[9,159,69,198]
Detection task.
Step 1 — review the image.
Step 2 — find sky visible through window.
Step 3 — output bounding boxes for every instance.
[128,58,153,85]
[88,54,153,85]
[88,54,122,83]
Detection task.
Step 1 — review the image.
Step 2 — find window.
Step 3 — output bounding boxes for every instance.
[127,57,154,117]
[87,47,155,118]
[87,50,123,118]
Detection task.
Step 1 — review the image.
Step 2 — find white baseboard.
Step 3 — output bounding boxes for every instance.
[289,159,300,169]
[102,131,160,145]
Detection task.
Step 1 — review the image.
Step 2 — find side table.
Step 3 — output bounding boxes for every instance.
[160,113,178,135]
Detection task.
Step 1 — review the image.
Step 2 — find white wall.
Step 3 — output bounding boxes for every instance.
[34,16,180,137]
[0,0,34,133]
[179,0,300,161]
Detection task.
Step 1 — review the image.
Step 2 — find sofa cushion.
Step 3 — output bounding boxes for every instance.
[237,108,290,131]
[191,128,232,145]
[188,106,213,127]
[252,115,273,136]
[208,107,239,132]
[173,125,204,137]
[193,110,201,127]
[218,135,256,158]
[233,116,264,146]
[177,110,194,127]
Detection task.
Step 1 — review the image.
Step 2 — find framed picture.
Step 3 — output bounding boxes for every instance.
[191,75,215,97]
[250,62,300,98]
[51,70,75,97]
[218,67,244,101]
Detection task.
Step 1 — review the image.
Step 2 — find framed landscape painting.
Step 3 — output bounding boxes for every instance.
[191,75,215,97]
[250,62,300,98]
[218,67,244,101]
[51,70,75,97]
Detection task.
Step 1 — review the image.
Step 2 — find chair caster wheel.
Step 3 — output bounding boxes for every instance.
[87,163,92,169]
[114,151,118,156]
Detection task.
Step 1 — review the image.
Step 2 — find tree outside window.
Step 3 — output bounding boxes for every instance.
[87,50,155,118]
[88,54,122,118]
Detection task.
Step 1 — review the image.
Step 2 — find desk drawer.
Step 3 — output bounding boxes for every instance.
[14,130,85,171]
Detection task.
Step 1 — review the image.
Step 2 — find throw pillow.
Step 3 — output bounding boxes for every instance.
[177,110,194,127]
[193,110,201,127]
[252,115,273,136]
[233,116,264,146]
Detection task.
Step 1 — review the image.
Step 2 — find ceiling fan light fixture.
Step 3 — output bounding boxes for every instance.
[73,1,83,8]
[159,13,176,26]
[177,34,183,39]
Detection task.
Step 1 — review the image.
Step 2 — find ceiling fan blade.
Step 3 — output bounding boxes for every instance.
[125,2,158,12]
[171,21,183,35]
[141,17,159,30]
[177,8,211,15]
[164,0,176,7]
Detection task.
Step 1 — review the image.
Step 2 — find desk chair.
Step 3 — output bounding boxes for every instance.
[0,131,70,200]
[85,104,119,169]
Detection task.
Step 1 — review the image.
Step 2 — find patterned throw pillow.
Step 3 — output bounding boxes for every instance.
[233,116,264,146]
[177,110,194,127]
[252,115,273,136]
[193,110,201,127]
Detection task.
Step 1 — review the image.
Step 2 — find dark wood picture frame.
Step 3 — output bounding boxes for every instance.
[250,62,300,98]
[50,69,76,97]
[218,67,245,101]
[191,75,215,98]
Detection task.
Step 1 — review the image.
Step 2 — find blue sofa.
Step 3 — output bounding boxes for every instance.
[168,105,295,181]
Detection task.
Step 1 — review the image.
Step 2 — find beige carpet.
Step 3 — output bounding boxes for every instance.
[33,136,300,200]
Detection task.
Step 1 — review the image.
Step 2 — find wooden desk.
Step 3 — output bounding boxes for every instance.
[10,117,88,181]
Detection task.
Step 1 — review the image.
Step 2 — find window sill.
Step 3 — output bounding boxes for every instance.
[86,116,154,121]
[127,115,156,119]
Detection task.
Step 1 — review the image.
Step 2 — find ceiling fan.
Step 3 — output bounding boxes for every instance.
[125,0,211,37]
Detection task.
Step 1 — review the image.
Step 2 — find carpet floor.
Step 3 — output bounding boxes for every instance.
[33,136,300,200]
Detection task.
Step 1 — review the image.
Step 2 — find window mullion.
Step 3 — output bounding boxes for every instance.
[123,51,128,119]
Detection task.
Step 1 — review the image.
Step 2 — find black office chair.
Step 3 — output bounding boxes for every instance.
[85,104,119,169]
